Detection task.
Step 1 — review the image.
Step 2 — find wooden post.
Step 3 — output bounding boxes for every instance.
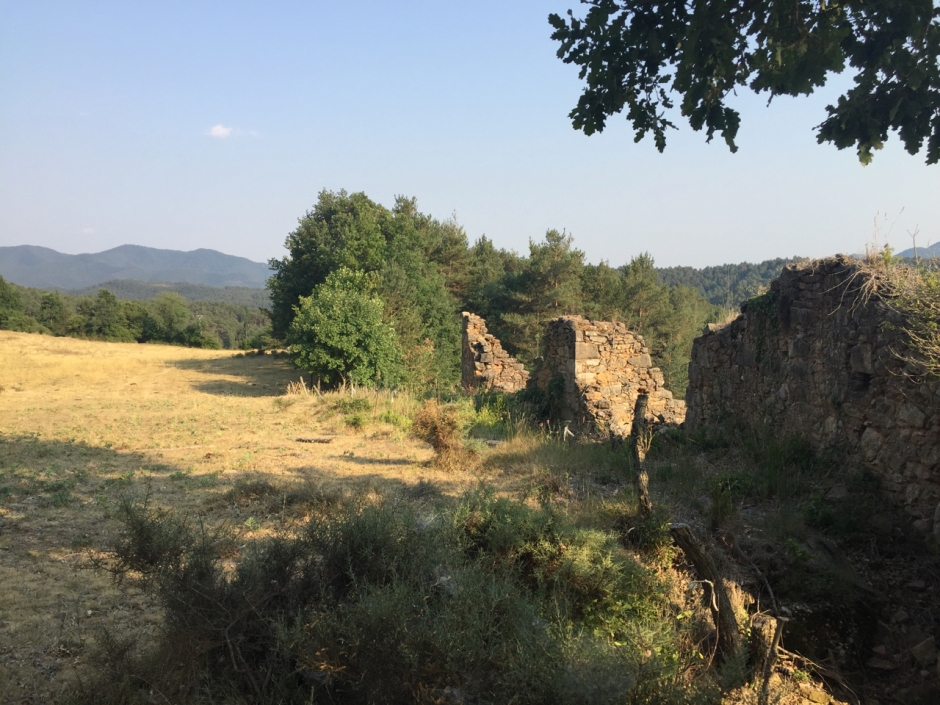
[670,523,740,662]
[630,393,653,518]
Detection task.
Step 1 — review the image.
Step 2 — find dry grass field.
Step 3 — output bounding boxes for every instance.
[0,331,488,703]
[2,331,886,705]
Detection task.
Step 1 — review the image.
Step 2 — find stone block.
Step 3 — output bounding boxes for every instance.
[899,402,926,428]
[850,344,873,374]
[575,342,599,359]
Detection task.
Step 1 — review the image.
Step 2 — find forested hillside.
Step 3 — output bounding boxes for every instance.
[68,279,269,308]
[269,190,721,391]
[0,276,269,350]
[657,258,801,308]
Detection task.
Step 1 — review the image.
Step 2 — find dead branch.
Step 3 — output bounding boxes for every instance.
[669,523,740,662]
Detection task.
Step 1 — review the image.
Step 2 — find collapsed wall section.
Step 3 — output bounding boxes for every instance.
[461,312,529,392]
[686,257,940,530]
[530,316,686,435]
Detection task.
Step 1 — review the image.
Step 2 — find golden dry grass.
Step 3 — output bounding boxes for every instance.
[0,332,831,705]
[0,331,478,703]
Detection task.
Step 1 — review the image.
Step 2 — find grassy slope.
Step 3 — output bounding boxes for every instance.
[5,331,929,704]
[0,332,453,701]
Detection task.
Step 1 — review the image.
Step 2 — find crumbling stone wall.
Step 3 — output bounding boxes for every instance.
[461,312,529,392]
[530,316,686,435]
[686,257,940,531]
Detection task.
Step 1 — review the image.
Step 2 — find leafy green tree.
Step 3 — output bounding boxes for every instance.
[620,253,669,336]
[581,261,627,321]
[37,292,69,335]
[288,268,403,388]
[656,284,717,392]
[379,197,463,385]
[462,236,521,320]
[86,289,135,341]
[120,301,148,341]
[268,191,463,385]
[144,293,192,343]
[0,275,24,328]
[268,190,387,339]
[550,1,940,163]
[498,230,585,363]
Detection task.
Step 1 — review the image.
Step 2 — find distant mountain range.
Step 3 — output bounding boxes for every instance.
[0,244,272,290]
[897,242,940,259]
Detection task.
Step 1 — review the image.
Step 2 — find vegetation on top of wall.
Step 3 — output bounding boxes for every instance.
[857,252,940,377]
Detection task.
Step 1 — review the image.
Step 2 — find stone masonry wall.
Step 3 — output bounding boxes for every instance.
[461,312,529,392]
[686,257,940,531]
[530,316,686,436]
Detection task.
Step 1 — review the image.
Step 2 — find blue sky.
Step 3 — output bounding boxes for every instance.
[1,1,938,269]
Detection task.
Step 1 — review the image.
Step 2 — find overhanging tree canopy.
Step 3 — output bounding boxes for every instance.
[549,0,940,164]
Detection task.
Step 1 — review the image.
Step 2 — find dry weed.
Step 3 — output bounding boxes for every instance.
[412,399,477,470]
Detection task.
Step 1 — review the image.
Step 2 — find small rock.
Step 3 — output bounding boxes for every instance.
[872,645,887,655]
[865,657,898,671]
[826,484,848,500]
[799,683,830,704]
[906,580,926,591]
[893,609,910,624]
[910,637,936,667]
[903,627,929,648]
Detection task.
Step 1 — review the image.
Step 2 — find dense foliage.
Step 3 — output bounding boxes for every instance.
[288,268,403,387]
[657,258,798,309]
[549,0,940,164]
[269,190,719,393]
[81,490,709,705]
[0,276,269,350]
[269,191,464,387]
[68,279,270,308]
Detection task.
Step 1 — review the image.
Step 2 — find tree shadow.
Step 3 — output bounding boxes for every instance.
[0,433,459,704]
[329,455,419,467]
[168,353,299,397]
[284,463,461,500]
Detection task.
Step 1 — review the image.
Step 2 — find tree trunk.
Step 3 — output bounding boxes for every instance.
[630,393,653,518]
[669,523,740,662]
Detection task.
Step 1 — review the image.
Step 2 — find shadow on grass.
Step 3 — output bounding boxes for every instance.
[168,354,299,398]
[329,454,418,467]
[0,434,182,508]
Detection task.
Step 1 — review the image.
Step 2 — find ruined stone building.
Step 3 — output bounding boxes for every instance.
[461,313,685,434]
[530,316,686,435]
[686,257,940,531]
[461,312,529,393]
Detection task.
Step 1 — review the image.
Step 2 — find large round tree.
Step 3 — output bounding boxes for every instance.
[287,268,403,388]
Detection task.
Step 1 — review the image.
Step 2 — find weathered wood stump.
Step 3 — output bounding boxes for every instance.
[630,393,653,518]
[669,523,741,662]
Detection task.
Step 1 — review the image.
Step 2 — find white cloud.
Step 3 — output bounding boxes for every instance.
[208,124,233,138]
